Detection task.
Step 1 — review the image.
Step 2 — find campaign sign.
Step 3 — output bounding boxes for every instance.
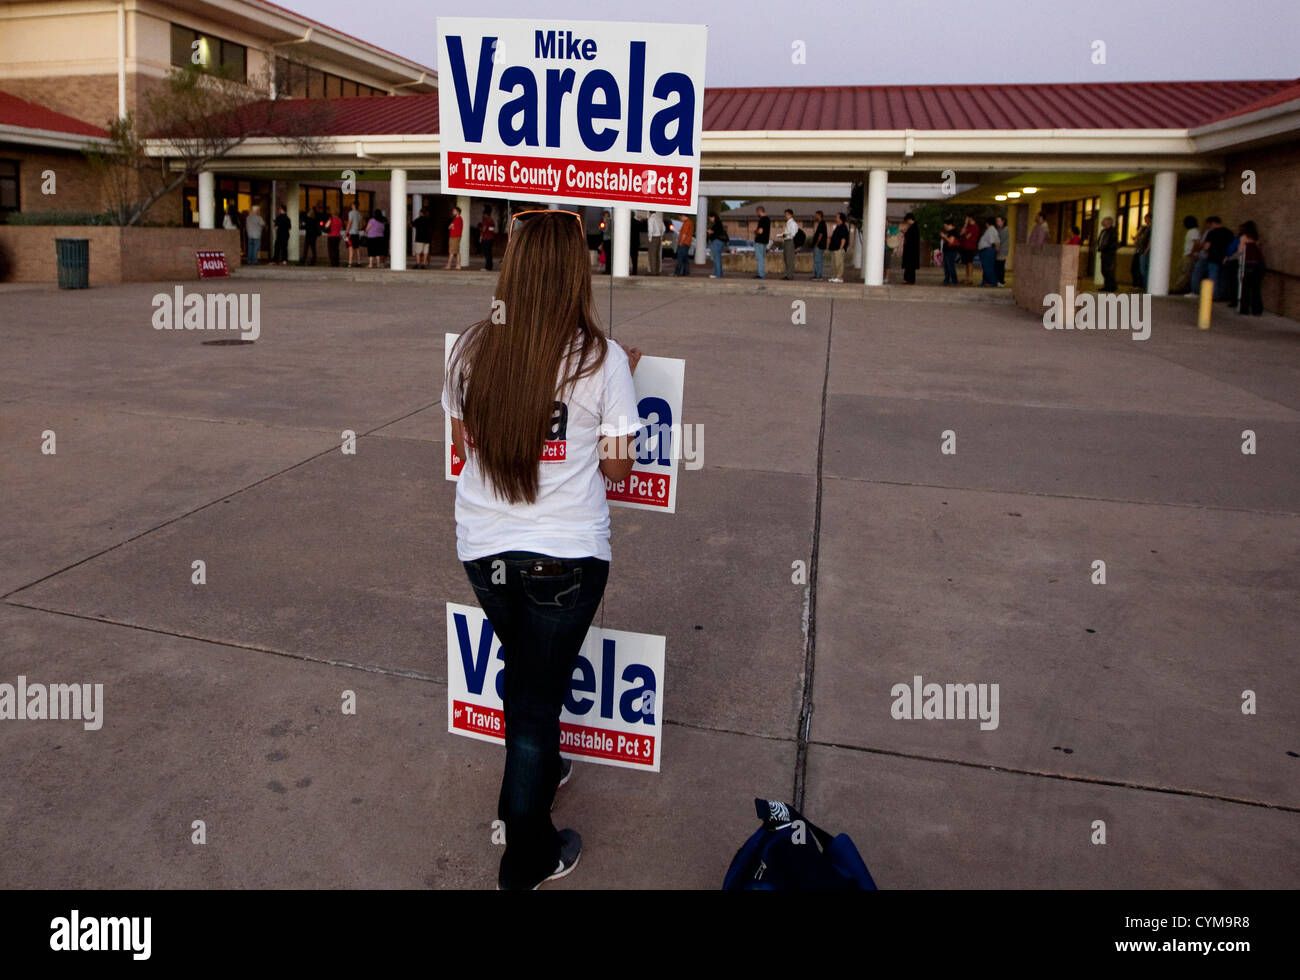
[447,602,665,772]
[436,17,707,210]
[444,332,684,513]
[195,250,229,278]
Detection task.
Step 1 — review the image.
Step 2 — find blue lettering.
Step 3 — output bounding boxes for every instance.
[534,30,556,59]
[565,653,596,714]
[636,396,672,465]
[626,41,645,153]
[600,638,616,719]
[444,35,497,144]
[650,72,694,156]
[498,65,539,147]
[455,612,496,695]
[545,69,576,148]
[577,69,620,153]
[619,665,657,724]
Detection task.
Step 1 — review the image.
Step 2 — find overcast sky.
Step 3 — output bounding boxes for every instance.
[282,0,1299,86]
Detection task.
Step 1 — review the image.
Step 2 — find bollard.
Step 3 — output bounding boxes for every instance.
[1197,278,1213,330]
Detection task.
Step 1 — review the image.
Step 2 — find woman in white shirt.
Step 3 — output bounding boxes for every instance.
[442,210,642,890]
[1172,215,1201,294]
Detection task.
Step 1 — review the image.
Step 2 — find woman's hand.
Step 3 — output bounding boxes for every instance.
[618,341,642,375]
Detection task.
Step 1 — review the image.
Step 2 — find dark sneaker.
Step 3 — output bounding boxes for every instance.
[535,829,582,888]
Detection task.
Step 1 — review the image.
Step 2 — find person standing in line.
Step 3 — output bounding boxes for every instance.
[995,215,1010,285]
[811,210,828,281]
[302,204,322,265]
[365,210,385,269]
[940,219,960,285]
[412,206,433,269]
[346,200,364,268]
[781,208,798,280]
[959,214,980,284]
[1095,216,1118,291]
[1191,216,1232,294]
[674,213,694,276]
[445,206,464,270]
[627,212,643,275]
[883,220,900,283]
[244,205,264,265]
[1171,216,1199,293]
[901,212,921,285]
[753,206,770,279]
[272,204,291,265]
[828,212,849,283]
[442,211,643,891]
[1067,225,1082,245]
[646,211,664,276]
[1027,211,1050,248]
[976,217,999,286]
[324,208,343,267]
[1235,221,1264,316]
[707,212,727,278]
[479,207,497,271]
[1132,213,1153,290]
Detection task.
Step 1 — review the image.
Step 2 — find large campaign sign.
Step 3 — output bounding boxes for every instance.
[447,602,665,771]
[436,18,707,210]
[444,332,684,513]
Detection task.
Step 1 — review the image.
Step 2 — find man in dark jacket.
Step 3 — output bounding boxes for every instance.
[1095,217,1119,291]
[811,210,829,280]
[901,212,921,284]
[753,206,770,278]
[828,212,850,283]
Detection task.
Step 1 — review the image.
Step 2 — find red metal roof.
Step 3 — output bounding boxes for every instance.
[1201,79,1300,124]
[702,80,1297,131]
[0,90,108,138]
[214,79,1298,139]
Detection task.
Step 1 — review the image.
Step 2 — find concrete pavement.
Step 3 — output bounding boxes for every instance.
[1,276,1296,888]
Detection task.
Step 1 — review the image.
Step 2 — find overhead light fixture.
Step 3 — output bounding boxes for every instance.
[1007,191,1022,198]
[1022,186,1038,194]
[994,194,1007,201]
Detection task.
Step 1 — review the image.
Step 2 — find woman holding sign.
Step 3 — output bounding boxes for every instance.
[442,210,642,890]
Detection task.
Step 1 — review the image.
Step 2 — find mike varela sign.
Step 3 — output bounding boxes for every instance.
[447,602,665,772]
[436,18,707,210]
[444,333,686,513]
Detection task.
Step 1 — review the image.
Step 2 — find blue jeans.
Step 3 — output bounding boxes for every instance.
[754,244,766,277]
[1190,256,1219,294]
[942,248,959,284]
[674,244,690,275]
[247,237,260,264]
[463,551,610,890]
[979,245,997,284]
[813,247,824,278]
[710,238,724,276]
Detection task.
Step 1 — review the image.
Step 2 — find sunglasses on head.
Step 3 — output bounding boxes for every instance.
[509,209,583,236]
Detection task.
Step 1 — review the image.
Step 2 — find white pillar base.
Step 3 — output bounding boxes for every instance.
[390,169,408,271]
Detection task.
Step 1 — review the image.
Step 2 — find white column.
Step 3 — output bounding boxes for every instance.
[1148,170,1178,296]
[864,168,888,286]
[457,194,472,267]
[285,180,300,262]
[695,194,709,265]
[390,168,408,271]
[852,226,862,269]
[1094,184,1118,285]
[198,170,215,229]
[612,206,631,278]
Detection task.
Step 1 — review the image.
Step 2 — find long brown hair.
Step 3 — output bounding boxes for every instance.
[448,210,607,505]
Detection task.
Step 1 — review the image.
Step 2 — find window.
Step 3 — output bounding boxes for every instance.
[0,160,18,212]
[170,24,247,82]
[1117,187,1151,245]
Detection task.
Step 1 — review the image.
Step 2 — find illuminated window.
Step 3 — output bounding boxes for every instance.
[169,24,247,82]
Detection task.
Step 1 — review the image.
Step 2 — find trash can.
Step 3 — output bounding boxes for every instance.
[55,237,90,289]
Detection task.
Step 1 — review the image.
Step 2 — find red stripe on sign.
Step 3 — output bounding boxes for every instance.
[446,152,693,208]
[560,721,655,766]
[540,440,566,462]
[452,700,503,736]
[604,471,670,506]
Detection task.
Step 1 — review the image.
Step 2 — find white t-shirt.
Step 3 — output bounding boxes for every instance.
[441,336,641,562]
[784,218,798,239]
[647,212,664,237]
[1182,227,1200,256]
